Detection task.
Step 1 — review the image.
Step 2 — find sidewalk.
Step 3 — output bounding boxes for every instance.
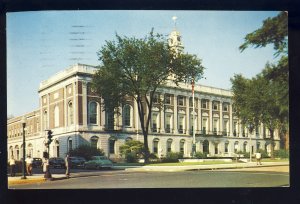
[125,161,289,172]
[8,162,289,185]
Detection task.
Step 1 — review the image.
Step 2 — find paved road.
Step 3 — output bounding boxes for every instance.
[9,166,289,189]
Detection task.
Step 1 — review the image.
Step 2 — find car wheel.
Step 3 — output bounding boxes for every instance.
[96,165,100,170]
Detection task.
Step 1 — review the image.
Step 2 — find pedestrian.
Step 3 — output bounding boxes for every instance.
[25,155,33,176]
[65,154,71,178]
[9,156,16,177]
[255,152,262,165]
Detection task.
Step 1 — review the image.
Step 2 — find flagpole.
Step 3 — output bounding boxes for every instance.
[192,78,196,157]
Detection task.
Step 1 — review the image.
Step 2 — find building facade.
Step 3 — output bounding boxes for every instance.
[7,63,280,161]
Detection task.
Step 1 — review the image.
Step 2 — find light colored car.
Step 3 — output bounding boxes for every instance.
[84,156,113,170]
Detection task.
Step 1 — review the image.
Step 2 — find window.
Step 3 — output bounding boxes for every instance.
[90,136,99,149]
[152,113,158,132]
[233,121,237,136]
[223,104,229,112]
[179,116,184,133]
[203,140,209,154]
[225,142,229,153]
[215,144,218,154]
[68,137,73,152]
[109,139,115,154]
[165,94,171,105]
[202,118,207,134]
[234,142,239,153]
[43,110,48,130]
[165,115,171,133]
[68,101,74,125]
[256,142,260,151]
[243,142,247,152]
[180,139,185,153]
[213,102,218,110]
[153,139,159,154]
[167,139,172,153]
[123,105,131,127]
[213,119,218,134]
[202,100,208,109]
[223,120,228,136]
[178,96,184,106]
[54,105,59,127]
[107,111,114,129]
[88,102,98,125]
[153,94,159,104]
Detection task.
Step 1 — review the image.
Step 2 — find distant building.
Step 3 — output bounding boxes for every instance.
[7,26,281,161]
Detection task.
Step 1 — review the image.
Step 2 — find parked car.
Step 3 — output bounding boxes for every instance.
[32,158,43,168]
[84,156,113,170]
[49,157,65,168]
[70,156,86,168]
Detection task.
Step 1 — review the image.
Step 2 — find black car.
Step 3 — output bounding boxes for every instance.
[70,156,86,168]
[32,158,42,168]
[49,157,65,168]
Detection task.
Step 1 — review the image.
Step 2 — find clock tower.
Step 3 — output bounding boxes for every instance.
[169,16,184,55]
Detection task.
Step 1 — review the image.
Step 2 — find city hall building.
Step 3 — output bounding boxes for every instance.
[7,29,281,161]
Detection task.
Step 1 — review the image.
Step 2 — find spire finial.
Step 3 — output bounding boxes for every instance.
[172,16,177,29]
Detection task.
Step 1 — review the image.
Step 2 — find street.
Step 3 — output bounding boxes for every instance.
[9,166,289,189]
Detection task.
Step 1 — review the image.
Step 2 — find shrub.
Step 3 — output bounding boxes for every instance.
[125,152,139,163]
[119,140,144,158]
[194,152,207,159]
[68,145,105,160]
[161,152,183,163]
[274,149,289,158]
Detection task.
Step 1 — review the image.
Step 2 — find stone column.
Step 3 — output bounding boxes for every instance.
[64,86,67,128]
[220,101,223,134]
[73,80,77,130]
[209,99,213,134]
[173,94,178,134]
[197,97,201,134]
[82,82,88,127]
[160,95,165,133]
[229,103,233,137]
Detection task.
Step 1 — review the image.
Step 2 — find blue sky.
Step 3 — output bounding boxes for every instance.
[7,10,281,117]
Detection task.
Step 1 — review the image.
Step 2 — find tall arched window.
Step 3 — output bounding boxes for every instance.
[123,105,131,127]
[67,137,73,152]
[243,142,248,152]
[90,136,99,149]
[43,110,48,130]
[27,143,33,157]
[153,138,159,154]
[234,141,239,153]
[203,140,209,154]
[167,139,173,153]
[68,101,74,126]
[88,101,98,125]
[180,139,185,155]
[15,145,19,160]
[54,105,59,127]
[109,137,116,154]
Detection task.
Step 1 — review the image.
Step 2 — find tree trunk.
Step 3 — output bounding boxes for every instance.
[270,129,275,159]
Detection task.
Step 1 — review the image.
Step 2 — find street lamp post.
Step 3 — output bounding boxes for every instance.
[248,124,253,162]
[21,116,27,179]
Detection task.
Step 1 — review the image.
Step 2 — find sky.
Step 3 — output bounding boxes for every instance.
[7,10,281,117]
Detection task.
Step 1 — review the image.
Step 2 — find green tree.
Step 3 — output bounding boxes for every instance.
[68,145,105,160]
[239,11,289,150]
[92,30,204,163]
[239,11,288,56]
[119,140,145,163]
